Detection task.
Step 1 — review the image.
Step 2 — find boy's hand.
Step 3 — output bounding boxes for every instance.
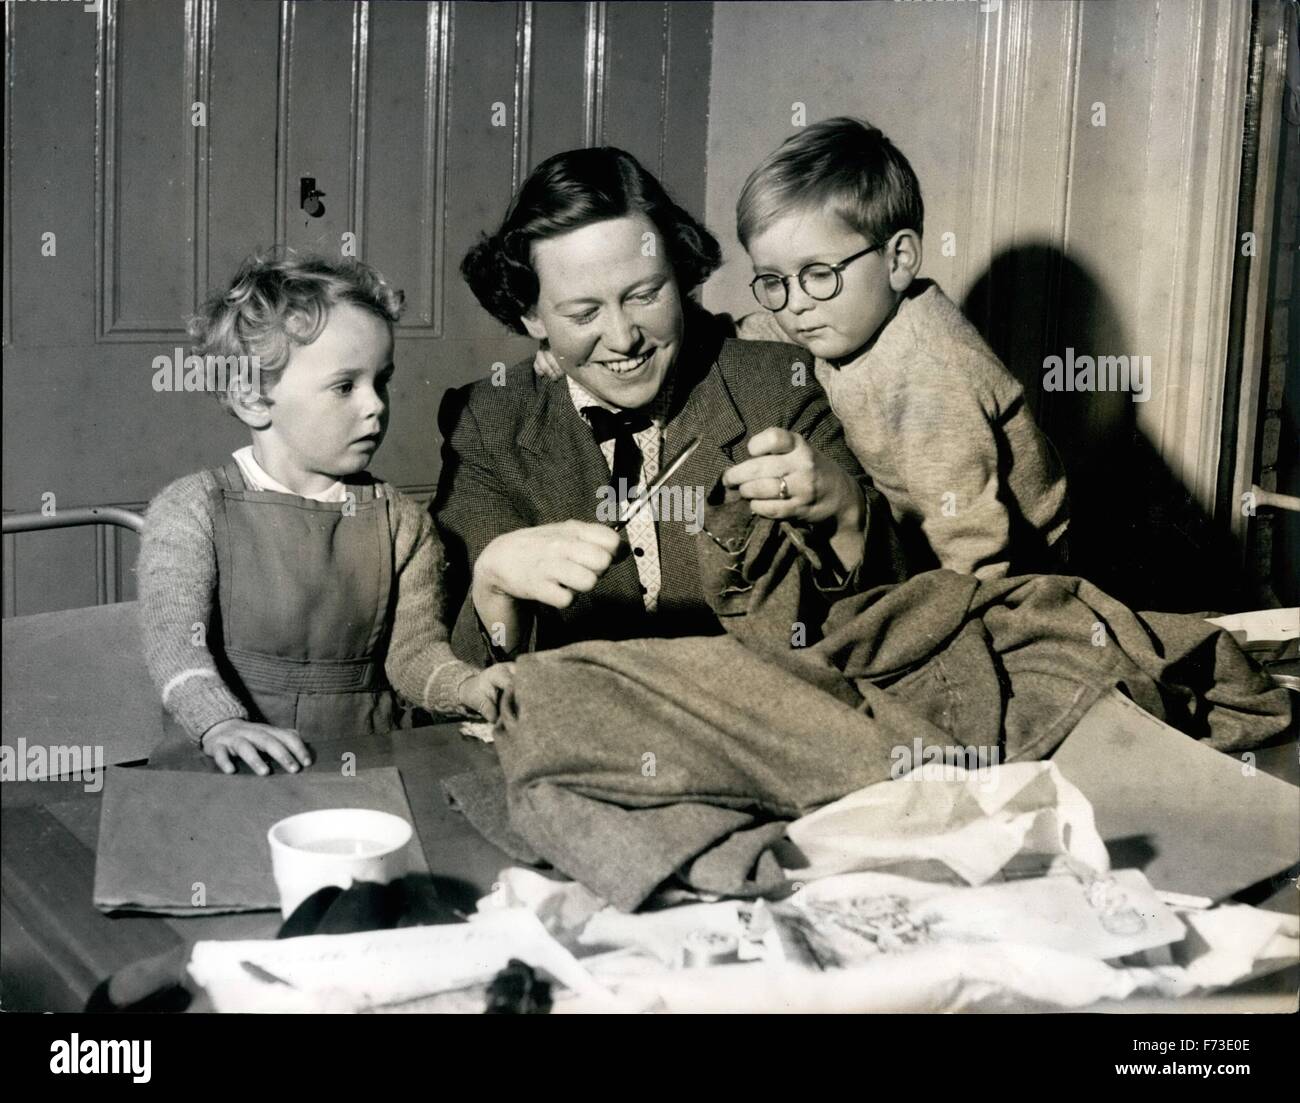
[532,341,565,381]
[200,718,312,776]
[457,663,517,723]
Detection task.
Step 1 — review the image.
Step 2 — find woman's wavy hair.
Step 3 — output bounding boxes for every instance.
[461,147,721,334]
[189,248,404,416]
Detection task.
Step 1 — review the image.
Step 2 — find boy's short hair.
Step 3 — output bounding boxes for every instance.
[189,250,405,416]
[461,146,721,334]
[736,117,924,250]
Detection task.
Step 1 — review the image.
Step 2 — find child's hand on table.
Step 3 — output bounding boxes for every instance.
[457,664,516,723]
[200,718,313,776]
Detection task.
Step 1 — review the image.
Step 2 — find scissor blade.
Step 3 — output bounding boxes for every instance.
[613,436,702,531]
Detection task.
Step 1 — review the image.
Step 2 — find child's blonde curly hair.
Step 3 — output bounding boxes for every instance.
[189,249,405,415]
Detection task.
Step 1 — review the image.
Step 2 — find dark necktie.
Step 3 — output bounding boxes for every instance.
[582,406,652,510]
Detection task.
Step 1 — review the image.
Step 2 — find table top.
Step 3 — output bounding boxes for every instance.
[1,602,163,767]
[1,723,513,1012]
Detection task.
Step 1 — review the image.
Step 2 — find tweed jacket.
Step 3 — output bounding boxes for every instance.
[432,308,900,664]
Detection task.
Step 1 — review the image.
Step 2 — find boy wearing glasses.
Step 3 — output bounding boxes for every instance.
[735,117,1069,580]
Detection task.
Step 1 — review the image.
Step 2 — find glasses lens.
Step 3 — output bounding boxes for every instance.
[801,265,841,301]
[752,276,787,310]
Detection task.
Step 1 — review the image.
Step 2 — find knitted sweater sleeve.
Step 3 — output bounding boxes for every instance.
[886,363,1015,579]
[384,488,483,717]
[136,472,249,741]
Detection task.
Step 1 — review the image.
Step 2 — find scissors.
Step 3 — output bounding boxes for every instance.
[610,436,702,534]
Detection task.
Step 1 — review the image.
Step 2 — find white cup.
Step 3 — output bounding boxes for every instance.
[267,808,414,919]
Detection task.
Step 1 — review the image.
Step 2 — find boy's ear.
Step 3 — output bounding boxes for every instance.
[887,230,922,292]
[227,383,272,430]
[520,309,548,342]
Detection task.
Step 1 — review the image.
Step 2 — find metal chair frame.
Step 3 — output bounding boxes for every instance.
[2,507,145,611]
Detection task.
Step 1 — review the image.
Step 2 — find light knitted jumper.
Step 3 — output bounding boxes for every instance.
[738,281,1069,579]
[137,469,480,740]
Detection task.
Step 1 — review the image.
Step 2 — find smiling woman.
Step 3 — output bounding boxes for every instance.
[434,147,905,665]
[522,214,682,412]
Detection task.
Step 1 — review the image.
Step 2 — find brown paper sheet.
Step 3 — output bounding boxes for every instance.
[1051,690,1298,902]
[93,765,429,915]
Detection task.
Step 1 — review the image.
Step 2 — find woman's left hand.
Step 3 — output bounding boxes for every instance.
[722,428,863,525]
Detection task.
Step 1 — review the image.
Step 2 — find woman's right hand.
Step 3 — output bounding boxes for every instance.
[200,718,313,776]
[474,521,620,610]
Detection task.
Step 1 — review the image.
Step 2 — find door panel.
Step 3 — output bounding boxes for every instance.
[2,0,713,614]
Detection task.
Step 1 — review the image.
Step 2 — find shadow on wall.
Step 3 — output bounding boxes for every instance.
[963,243,1254,614]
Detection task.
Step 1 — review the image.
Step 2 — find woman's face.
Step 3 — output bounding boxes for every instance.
[522,213,684,410]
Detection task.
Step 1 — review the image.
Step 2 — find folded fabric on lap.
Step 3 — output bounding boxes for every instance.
[446,503,1291,911]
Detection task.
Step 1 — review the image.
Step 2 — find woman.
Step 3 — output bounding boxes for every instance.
[433,146,900,664]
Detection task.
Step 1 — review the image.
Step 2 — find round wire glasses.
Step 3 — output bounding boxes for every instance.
[749,241,884,312]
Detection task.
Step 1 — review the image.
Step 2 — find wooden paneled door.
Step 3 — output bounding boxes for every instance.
[2,0,713,615]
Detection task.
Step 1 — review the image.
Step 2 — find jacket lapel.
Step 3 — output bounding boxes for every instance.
[517,377,646,612]
[657,331,748,613]
[518,378,611,522]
